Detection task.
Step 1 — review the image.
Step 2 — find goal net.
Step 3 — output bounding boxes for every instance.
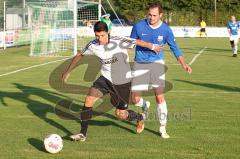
[27,0,99,56]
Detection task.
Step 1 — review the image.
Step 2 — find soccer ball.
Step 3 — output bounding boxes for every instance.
[44,134,63,154]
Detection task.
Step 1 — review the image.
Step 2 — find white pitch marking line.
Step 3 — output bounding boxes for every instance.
[189,47,207,66]
[0,57,70,77]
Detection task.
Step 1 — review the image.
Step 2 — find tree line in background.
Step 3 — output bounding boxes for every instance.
[106,0,240,26]
[0,0,240,29]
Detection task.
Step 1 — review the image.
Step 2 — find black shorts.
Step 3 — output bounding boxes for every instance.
[92,76,131,110]
[200,28,206,32]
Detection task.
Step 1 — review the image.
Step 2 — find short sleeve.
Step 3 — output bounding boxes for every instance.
[130,24,138,39]
[81,41,95,56]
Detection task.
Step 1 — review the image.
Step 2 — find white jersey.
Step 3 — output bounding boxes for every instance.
[81,36,135,85]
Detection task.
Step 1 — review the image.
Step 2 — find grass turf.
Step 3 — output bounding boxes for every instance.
[0,38,239,159]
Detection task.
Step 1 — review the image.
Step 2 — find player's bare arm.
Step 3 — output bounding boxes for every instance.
[178,56,192,74]
[62,51,83,82]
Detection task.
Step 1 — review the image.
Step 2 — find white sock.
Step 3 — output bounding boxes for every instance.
[234,45,238,54]
[160,126,166,133]
[157,101,168,131]
[135,98,146,107]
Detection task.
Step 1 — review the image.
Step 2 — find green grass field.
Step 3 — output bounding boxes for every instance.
[0,38,240,159]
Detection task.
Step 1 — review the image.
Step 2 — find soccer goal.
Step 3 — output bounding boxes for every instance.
[27,0,101,56]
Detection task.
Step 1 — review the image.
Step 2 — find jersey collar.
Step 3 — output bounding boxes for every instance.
[147,19,162,29]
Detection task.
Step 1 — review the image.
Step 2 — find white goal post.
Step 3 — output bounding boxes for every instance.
[27,0,101,56]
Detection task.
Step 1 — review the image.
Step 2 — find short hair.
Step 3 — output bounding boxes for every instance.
[148,2,163,14]
[94,21,108,33]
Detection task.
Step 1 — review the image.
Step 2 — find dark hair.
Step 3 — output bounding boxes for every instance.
[148,2,163,13]
[94,21,108,32]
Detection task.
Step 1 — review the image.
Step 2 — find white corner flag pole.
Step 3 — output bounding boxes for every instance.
[73,0,77,55]
[3,1,6,50]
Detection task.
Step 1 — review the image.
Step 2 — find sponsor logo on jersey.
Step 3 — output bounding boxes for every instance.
[158,36,163,42]
[101,56,118,64]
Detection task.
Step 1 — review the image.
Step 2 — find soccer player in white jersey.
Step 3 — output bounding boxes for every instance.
[227,15,240,57]
[130,2,192,139]
[62,21,162,141]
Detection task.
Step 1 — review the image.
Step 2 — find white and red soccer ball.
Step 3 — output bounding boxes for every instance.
[44,134,63,154]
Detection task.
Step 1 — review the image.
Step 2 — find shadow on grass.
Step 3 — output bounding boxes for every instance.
[102,113,160,136]
[0,83,160,140]
[0,83,73,136]
[174,79,240,92]
[28,138,47,153]
[63,112,160,141]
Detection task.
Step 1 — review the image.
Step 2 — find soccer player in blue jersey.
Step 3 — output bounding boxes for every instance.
[227,15,240,57]
[130,2,192,139]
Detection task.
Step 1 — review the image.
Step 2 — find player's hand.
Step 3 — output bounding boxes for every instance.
[62,71,70,82]
[182,64,192,74]
[152,44,163,53]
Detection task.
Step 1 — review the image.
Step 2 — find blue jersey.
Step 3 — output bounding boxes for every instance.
[228,22,240,35]
[130,19,182,63]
